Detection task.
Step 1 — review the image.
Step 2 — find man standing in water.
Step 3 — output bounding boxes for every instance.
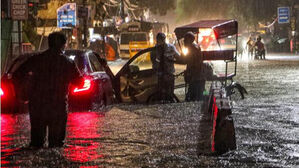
[15,32,81,148]
[151,32,180,101]
[183,31,205,101]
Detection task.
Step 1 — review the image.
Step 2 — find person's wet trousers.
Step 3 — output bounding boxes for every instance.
[186,80,205,101]
[29,102,67,148]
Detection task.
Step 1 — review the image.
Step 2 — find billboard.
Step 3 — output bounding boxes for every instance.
[57,3,76,28]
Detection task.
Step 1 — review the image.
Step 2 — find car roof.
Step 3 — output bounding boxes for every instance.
[64,49,89,57]
[5,52,41,74]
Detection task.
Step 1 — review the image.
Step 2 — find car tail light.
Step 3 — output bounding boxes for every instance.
[0,88,4,97]
[72,78,94,94]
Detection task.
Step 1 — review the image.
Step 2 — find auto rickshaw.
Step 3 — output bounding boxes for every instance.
[174,19,247,154]
[101,19,246,104]
[174,19,247,98]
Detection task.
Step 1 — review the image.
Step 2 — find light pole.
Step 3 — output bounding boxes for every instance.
[291,3,297,53]
[83,0,88,48]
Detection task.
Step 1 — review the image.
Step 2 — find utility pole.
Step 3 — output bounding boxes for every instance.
[18,21,22,55]
[291,2,297,53]
[83,0,88,48]
[120,0,125,21]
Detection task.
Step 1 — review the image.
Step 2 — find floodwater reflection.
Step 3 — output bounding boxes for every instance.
[1,114,30,166]
[63,112,105,163]
[1,114,18,165]
[0,112,106,167]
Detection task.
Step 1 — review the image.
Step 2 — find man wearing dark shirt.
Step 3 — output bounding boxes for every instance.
[15,32,81,148]
[183,32,205,101]
[150,33,180,101]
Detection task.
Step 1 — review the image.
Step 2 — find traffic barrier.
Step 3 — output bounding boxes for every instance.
[198,81,236,155]
[210,81,236,154]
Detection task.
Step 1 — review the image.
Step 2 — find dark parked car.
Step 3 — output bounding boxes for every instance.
[109,47,158,103]
[1,48,162,114]
[1,53,33,113]
[1,49,114,113]
[65,50,114,111]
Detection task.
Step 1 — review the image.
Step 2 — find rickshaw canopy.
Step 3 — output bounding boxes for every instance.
[174,19,238,40]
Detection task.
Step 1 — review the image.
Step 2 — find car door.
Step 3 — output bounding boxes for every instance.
[115,47,157,103]
[88,52,114,105]
[1,54,34,113]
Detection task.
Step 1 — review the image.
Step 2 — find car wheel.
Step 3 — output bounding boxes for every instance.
[91,92,107,112]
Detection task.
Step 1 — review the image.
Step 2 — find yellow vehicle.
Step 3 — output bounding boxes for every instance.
[119,20,168,59]
[129,41,153,61]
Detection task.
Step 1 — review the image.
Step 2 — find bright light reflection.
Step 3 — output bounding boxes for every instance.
[182,47,188,56]
[69,55,76,60]
[63,112,105,163]
[0,88,4,96]
[1,114,23,166]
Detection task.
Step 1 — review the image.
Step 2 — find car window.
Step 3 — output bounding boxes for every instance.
[129,51,153,71]
[88,53,104,72]
[67,53,86,73]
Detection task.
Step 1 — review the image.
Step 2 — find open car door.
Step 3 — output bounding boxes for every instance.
[114,47,157,103]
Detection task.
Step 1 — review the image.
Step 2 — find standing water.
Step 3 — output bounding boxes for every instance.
[1,55,299,167]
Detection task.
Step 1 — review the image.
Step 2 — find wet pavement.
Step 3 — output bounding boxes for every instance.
[1,54,299,167]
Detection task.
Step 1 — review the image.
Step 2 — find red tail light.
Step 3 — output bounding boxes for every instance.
[72,78,93,94]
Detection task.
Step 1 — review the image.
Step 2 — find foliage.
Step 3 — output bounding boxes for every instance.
[175,0,296,31]
[132,0,176,16]
[23,20,41,49]
[38,0,68,19]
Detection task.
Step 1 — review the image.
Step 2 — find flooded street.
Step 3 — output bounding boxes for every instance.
[1,55,299,167]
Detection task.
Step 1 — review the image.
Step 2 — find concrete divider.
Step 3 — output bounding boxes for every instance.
[198,81,236,155]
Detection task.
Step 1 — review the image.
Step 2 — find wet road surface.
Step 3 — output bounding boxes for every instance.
[1,55,299,167]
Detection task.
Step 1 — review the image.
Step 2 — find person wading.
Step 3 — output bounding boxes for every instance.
[14,32,81,148]
[150,32,180,102]
[183,31,205,101]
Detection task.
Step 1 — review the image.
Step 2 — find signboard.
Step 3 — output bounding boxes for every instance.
[128,25,140,32]
[11,0,28,20]
[57,3,76,28]
[278,7,290,24]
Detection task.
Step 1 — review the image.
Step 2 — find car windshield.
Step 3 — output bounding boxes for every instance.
[88,53,105,72]
[120,33,147,44]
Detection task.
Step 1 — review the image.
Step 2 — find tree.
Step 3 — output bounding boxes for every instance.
[132,0,176,16]
[175,0,294,31]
